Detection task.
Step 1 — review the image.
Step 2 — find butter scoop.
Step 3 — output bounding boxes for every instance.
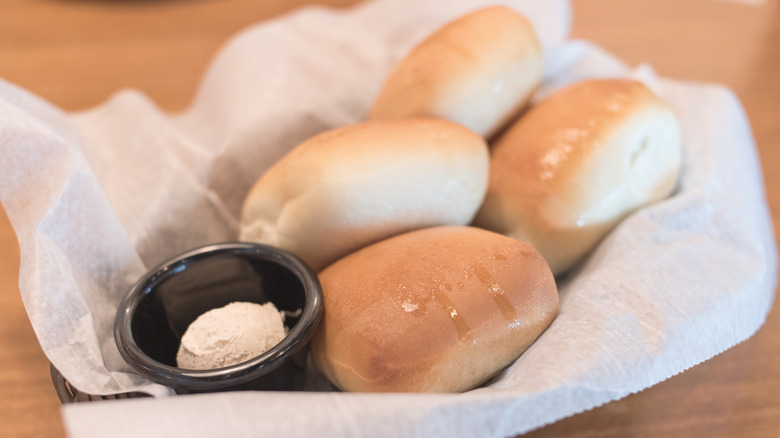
[177,301,286,370]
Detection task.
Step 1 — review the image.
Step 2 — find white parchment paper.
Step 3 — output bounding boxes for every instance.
[0,0,776,436]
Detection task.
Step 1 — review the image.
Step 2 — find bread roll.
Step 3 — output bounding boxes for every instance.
[311,226,558,393]
[240,118,489,271]
[474,79,683,275]
[369,6,543,138]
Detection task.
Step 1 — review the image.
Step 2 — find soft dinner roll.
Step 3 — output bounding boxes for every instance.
[474,79,683,276]
[369,6,543,138]
[240,118,489,271]
[311,226,558,393]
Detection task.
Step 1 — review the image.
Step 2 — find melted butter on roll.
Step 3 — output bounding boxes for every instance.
[475,79,683,275]
[311,226,558,393]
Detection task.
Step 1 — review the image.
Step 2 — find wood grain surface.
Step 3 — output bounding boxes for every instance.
[1,1,778,437]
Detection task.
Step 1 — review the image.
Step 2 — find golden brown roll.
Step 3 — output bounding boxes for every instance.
[311,226,558,393]
[369,6,543,138]
[474,79,683,275]
[240,118,489,271]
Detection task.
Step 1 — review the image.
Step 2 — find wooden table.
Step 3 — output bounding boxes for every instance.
[1,0,778,436]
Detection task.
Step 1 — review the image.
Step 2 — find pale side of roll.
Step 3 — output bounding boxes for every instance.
[311,226,558,393]
[474,79,683,276]
[369,6,543,138]
[240,118,489,271]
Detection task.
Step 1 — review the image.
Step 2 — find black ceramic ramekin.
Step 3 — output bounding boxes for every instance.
[114,242,323,393]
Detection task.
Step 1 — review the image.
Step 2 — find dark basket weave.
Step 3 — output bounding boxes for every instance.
[50,364,150,403]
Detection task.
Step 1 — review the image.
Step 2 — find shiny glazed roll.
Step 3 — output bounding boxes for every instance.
[369,6,543,138]
[240,118,489,271]
[311,226,558,393]
[474,79,683,275]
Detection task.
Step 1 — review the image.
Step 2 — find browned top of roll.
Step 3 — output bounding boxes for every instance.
[239,118,489,271]
[311,226,558,393]
[475,78,682,275]
[369,6,543,138]
[492,79,671,205]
